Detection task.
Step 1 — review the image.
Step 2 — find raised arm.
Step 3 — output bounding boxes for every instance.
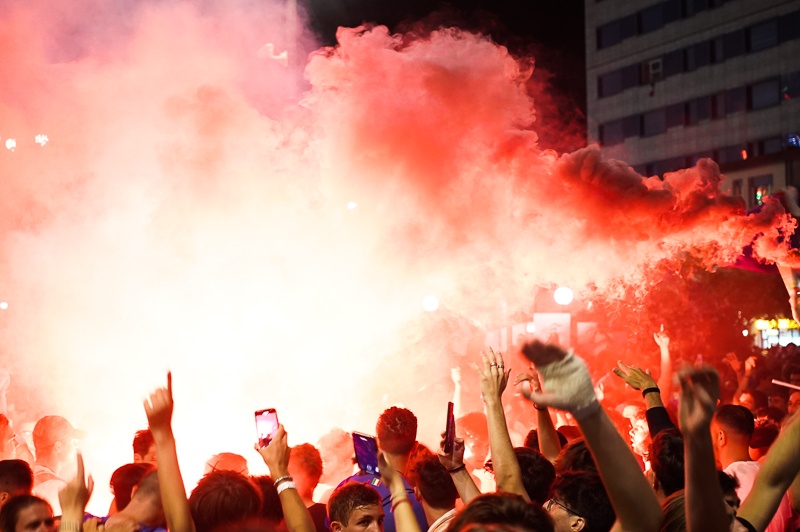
[653,326,673,400]
[612,361,676,437]
[478,349,527,500]
[144,372,195,532]
[451,367,463,419]
[256,425,314,532]
[58,453,94,532]
[522,341,662,532]
[515,369,561,462]
[737,411,800,531]
[678,368,729,532]
[437,436,480,504]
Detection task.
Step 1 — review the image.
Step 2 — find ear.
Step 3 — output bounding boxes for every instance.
[571,515,586,531]
[133,454,143,463]
[131,485,139,499]
[330,521,344,532]
[413,486,422,502]
[0,492,9,504]
[717,429,727,447]
[53,440,64,454]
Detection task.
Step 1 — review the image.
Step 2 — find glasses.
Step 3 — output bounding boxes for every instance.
[546,498,584,519]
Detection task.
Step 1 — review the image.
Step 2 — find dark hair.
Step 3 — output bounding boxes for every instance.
[523,430,567,451]
[717,470,739,496]
[659,490,686,532]
[448,493,554,532]
[756,407,785,424]
[552,471,615,532]
[556,426,582,442]
[741,390,768,411]
[110,463,156,511]
[410,456,458,510]
[714,405,755,440]
[132,429,155,459]
[189,470,262,532]
[0,459,34,497]
[210,517,277,532]
[514,448,555,505]
[290,444,323,486]
[327,482,382,526]
[649,429,684,496]
[376,407,417,455]
[0,495,52,532]
[554,439,596,474]
[134,470,161,500]
[250,476,284,524]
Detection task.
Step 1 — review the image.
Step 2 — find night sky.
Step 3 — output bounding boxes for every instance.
[302,0,587,151]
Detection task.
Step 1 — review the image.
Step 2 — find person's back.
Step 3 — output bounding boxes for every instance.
[288,443,327,532]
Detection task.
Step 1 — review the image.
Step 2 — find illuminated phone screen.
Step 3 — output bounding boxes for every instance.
[255,409,279,448]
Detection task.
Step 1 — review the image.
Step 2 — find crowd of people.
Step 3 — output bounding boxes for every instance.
[0,329,799,532]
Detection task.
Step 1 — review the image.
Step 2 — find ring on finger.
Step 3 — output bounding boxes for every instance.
[498,364,505,369]
[490,362,497,367]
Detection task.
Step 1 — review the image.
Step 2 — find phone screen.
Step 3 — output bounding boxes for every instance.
[353,432,380,475]
[444,401,455,453]
[255,408,279,448]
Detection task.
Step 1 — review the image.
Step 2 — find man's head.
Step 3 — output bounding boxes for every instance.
[711,405,754,466]
[32,416,84,472]
[0,460,34,511]
[250,476,284,526]
[767,390,788,413]
[409,456,457,512]
[788,391,800,416]
[189,470,262,532]
[513,448,555,505]
[628,413,650,460]
[649,429,684,498]
[554,439,596,474]
[737,390,767,414]
[288,443,323,499]
[127,470,165,526]
[133,430,156,464]
[548,471,615,532]
[375,407,417,456]
[318,428,354,484]
[110,463,156,513]
[327,482,384,532]
[204,453,249,476]
[447,492,554,532]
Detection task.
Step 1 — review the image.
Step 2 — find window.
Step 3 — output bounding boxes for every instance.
[620,14,638,40]
[711,36,725,63]
[653,157,687,176]
[723,29,746,59]
[666,103,686,128]
[663,49,685,76]
[640,4,665,33]
[598,70,623,97]
[761,137,783,155]
[688,96,712,124]
[719,145,746,164]
[597,20,622,49]
[623,115,641,138]
[782,71,800,100]
[749,174,773,206]
[732,179,743,198]
[748,19,778,52]
[712,93,726,119]
[694,40,711,68]
[726,87,747,114]
[600,120,625,146]
[692,0,710,13]
[622,64,641,89]
[779,10,800,42]
[749,78,780,110]
[663,0,683,23]
[642,109,667,137]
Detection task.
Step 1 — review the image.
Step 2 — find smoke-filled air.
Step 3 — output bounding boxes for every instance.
[0,0,794,513]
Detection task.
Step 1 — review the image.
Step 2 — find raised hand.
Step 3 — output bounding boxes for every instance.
[144,372,174,434]
[678,367,720,437]
[722,352,741,373]
[612,361,657,391]
[477,348,510,402]
[255,424,290,477]
[451,367,462,385]
[653,325,670,349]
[59,452,94,515]
[436,436,466,472]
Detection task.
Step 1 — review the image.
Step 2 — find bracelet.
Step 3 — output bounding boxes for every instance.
[642,387,660,397]
[59,523,81,532]
[273,475,292,486]
[448,464,466,473]
[391,496,410,512]
[276,481,297,494]
[534,404,547,411]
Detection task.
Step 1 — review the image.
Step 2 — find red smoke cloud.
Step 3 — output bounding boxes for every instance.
[0,1,792,512]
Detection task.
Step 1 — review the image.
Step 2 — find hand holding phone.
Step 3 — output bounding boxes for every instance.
[255,408,279,448]
[353,432,380,475]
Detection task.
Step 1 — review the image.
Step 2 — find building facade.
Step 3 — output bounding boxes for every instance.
[585,0,800,209]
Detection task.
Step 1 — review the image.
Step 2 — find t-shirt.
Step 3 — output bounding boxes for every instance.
[724,460,795,532]
[32,465,66,516]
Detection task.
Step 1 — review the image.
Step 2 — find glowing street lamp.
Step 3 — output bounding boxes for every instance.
[553,286,573,306]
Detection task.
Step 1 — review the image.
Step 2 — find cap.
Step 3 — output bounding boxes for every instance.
[32,416,86,451]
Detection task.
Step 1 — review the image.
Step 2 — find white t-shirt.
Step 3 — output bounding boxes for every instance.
[724,460,795,532]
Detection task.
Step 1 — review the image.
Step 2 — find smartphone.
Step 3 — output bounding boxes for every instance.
[255,408,279,448]
[443,401,455,454]
[353,431,380,475]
